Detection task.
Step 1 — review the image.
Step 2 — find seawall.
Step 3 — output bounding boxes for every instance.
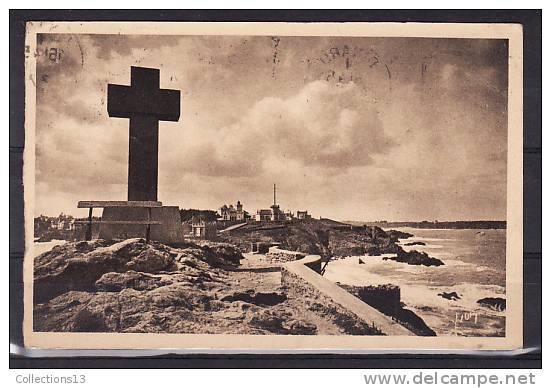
[282,255,414,336]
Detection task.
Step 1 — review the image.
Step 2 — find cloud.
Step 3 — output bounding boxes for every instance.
[33,34,508,221]
[35,106,129,191]
[170,80,396,178]
[87,34,182,60]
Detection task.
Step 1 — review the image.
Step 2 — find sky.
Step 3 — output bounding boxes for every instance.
[34,34,508,221]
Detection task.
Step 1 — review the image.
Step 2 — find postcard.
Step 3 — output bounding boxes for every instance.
[23,21,523,351]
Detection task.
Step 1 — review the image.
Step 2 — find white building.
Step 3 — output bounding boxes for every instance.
[219,201,246,222]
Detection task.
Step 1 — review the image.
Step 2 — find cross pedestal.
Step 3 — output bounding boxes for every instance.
[99,205,183,244]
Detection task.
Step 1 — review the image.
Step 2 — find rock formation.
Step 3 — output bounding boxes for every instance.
[34,238,389,335]
[403,241,427,246]
[438,291,461,301]
[220,218,412,258]
[477,297,506,311]
[383,250,444,267]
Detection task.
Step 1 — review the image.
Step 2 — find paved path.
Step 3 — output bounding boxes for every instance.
[238,252,282,272]
[219,222,248,233]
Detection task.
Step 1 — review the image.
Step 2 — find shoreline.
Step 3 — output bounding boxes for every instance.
[323,228,506,337]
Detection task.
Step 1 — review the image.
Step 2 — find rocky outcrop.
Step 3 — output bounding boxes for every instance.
[327,227,404,257]
[438,291,461,301]
[477,297,506,311]
[95,271,179,292]
[246,309,317,335]
[34,277,321,335]
[383,250,444,267]
[177,241,243,268]
[34,238,242,303]
[34,238,378,335]
[219,219,406,258]
[34,286,228,333]
[219,290,287,306]
[386,230,414,242]
[403,241,426,246]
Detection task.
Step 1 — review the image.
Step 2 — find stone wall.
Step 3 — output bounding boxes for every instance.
[282,256,413,336]
[339,284,402,316]
[281,268,383,335]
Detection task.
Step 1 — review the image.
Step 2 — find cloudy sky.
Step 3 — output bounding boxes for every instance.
[34,33,508,221]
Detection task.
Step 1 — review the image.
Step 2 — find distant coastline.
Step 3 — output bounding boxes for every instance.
[345,220,506,230]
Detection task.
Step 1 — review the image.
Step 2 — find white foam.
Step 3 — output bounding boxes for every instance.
[399,243,444,250]
[34,240,66,256]
[325,256,506,336]
[400,237,458,242]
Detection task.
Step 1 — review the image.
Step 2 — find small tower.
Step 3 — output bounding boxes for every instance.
[236,200,243,212]
[270,183,282,221]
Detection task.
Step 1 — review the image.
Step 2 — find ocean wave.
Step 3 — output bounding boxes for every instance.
[443,259,496,273]
[399,237,459,242]
[341,254,500,277]
[325,255,506,336]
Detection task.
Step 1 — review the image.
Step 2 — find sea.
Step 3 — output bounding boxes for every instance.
[34,239,66,257]
[324,228,506,337]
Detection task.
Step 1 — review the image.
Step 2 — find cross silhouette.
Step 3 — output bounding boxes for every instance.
[107,66,180,201]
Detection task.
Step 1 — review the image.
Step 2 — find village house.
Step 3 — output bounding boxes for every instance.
[255,209,272,222]
[296,210,312,220]
[190,216,217,240]
[254,206,285,222]
[48,213,76,230]
[219,201,247,222]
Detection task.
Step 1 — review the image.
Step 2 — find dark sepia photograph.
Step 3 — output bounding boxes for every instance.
[23,22,523,350]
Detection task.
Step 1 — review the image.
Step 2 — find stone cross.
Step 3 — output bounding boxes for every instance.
[107,66,180,201]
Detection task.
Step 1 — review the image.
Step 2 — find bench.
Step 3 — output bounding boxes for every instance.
[77,201,163,242]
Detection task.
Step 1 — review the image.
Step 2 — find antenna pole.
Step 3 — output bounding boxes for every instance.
[273,183,276,206]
